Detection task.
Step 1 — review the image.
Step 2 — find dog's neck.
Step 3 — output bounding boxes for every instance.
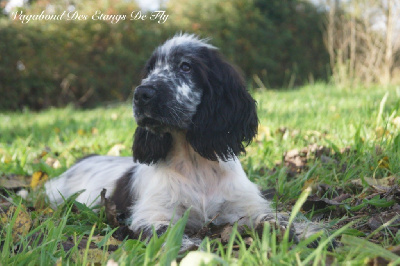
[164,131,222,178]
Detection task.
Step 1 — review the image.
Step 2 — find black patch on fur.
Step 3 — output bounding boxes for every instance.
[132,127,172,164]
[110,166,136,214]
[156,225,169,237]
[186,49,258,161]
[141,57,155,79]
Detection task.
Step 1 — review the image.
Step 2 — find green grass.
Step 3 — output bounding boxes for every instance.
[1,83,400,264]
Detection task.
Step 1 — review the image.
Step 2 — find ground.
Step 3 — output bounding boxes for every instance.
[1,83,400,264]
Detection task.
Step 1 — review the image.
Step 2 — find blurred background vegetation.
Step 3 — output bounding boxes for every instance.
[0,0,399,110]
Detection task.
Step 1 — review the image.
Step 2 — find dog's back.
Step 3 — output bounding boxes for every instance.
[45,155,134,207]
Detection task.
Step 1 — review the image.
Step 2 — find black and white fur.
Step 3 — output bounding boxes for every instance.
[46,34,321,245]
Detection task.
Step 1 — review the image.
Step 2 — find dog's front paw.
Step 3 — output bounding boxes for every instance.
[256,217,299,244]
[293,222,338,250]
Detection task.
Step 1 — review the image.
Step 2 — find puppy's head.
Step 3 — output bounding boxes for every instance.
[132,34,258,164]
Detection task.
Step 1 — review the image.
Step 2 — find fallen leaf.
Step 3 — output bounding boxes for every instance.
[351,176,397,189]
[367,176,397,188]
[220,225,233,243]
[107,144,126,156]
[305,144,332,159]
[366,256,391,265]
[302,194,342,211]
[72,249,107,264]
[283,149,307,176]
[0,205,32,243]
[388,245,400,256]
[331,193,351,203]
[282,144,334,177]
[367,246,400,265]
[31,171,48,189]
[368,211,400,231]
[45,157,61,169]
[92,235,122,247]
[0,174,31,189]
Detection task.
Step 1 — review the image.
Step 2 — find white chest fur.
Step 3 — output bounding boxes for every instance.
[129,134,270,231]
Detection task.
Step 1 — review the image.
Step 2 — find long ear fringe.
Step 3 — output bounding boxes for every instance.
[132,127,172,165]
[187,50,258,161]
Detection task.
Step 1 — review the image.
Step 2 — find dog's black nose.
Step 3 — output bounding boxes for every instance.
[134,85,156,106]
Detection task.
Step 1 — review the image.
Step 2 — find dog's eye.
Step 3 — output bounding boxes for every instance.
[180,62,191,73]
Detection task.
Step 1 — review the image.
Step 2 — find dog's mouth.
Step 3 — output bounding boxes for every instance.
[135,116,168,133]
[134,107,190,133]
[137,117,162,128]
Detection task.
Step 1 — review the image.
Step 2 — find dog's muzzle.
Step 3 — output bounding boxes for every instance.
[133,85,163,130]
[134,85,156,107]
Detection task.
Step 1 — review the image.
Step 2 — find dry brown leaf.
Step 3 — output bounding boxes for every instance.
[72,249,108,264]
[220,225,233,243]
[331,193,351,203]
[368,211,400,231]
[351,176,397,189]
[0,174,31,188]
[31,171,48,189]
[92,235,122,247]
[0,205,32,243]
[366,245,400,265]
[283,148,307,176]
[302,194,342,212]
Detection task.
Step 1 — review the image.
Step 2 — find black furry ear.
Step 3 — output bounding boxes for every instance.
[132,127,172,164]
[187,50,258,161]
[140,52,157,79]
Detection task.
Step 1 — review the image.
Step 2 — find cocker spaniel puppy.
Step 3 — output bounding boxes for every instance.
[46,34,322,247]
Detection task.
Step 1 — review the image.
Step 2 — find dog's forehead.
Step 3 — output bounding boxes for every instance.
[157,34,216,58]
